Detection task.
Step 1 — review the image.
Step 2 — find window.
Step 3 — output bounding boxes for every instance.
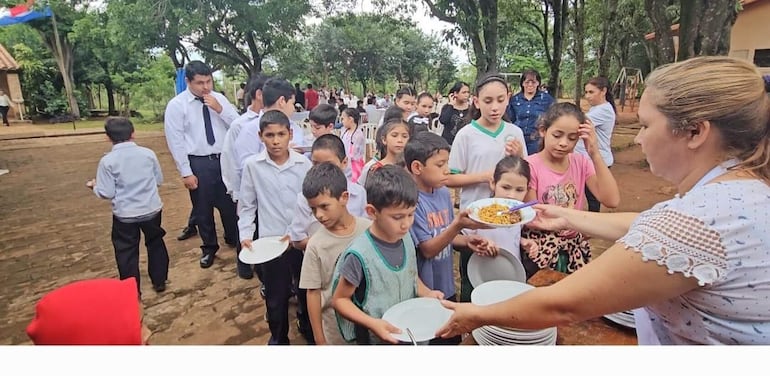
[753,49,770,67]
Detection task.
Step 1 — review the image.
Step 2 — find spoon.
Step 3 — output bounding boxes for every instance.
[496,200,539,216]
[405,328,418,345]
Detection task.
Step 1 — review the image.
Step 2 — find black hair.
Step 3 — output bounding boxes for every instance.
[404,131,450,173]
[367,96,376,105]
[262,78,295,108]
[417,92,434,104]
[104,117,134,143]
[307,83,314,89]
[448,81,469,95]
[240,83,246,89]
[470,73,510,120]
[519,69,543,92]
[538,102,586,131]
[312,134,347,162]
[395,86,417,101]
[259,109,291,132]
[184,61,212,81]
[364,164,418,211]
[309,103,338,126]
[342,107,361,127]
[302,162,348,200]
[246,74,271,101]
[376,119,410,158]
[586,76,617,114]
[383,105,406,124]
[493,155,531,186]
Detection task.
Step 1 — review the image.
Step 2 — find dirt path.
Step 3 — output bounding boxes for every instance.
[0,122,673,345]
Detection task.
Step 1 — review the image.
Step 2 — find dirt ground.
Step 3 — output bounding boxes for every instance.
[0,112,674,345]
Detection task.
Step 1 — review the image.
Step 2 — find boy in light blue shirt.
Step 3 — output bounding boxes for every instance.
[86,117,169,296]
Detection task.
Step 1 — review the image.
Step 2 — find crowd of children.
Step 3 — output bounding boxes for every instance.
[28,64,622,345]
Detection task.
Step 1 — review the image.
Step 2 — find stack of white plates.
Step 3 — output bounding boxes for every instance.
[470,280,557,345]
[603,311,636,329]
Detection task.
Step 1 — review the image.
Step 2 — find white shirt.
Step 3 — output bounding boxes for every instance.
[0,94,10,106]
[288,180,368,242]
[163,89,239,177]
[221,109,261,202]
[237,150,311,241]
[233,110,306,182]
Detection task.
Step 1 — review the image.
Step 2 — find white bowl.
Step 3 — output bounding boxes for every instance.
[467,198,536,228]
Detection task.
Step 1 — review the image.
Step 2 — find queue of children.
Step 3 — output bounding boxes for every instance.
[30,57,623,345]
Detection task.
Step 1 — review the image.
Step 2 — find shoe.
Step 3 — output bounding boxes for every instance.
[152,283,166,293]
[177,226,198,241]
[237,263,254,279]
[200,254,215,268]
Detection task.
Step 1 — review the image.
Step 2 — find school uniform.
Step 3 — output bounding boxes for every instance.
[93,142,169,294]
[238,149,311,345]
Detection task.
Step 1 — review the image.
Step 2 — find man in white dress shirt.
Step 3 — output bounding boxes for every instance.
[163,60,240,269]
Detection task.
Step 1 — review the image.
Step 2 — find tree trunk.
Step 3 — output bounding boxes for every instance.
[105,82,116,116]
[572,0,585,107]
[597,0,618,78]
[694,0,738,56]
[479,0,499,75]
[547,0,568,97]
[643,0,676,66]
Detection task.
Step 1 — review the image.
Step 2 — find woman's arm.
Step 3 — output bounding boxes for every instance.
[437,242,700,337]
[529,204,638,241]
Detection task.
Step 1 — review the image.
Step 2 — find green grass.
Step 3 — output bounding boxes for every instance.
[39,118,164,132]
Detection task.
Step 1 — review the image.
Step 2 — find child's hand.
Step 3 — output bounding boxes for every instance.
[522,238,540,260]
[425,289,445,300]
[504,138,524,157]
[85,178,96,190]
[240,239,253,251]
[467,235,498,257]
[579,119,599,156]
[372,319,401,344]
[456,210,492,230]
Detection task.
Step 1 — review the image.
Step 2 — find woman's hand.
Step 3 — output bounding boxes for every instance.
[434,300,484,339]
[528,204,572,232]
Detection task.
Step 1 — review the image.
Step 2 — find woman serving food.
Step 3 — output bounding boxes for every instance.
[437,56,770,345]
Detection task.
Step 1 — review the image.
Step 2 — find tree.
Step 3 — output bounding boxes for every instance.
[571,0,586,106]
[420,0,499,79]
[190,0,312,77]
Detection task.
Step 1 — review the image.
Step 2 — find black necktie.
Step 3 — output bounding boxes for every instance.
[196,96,215,145]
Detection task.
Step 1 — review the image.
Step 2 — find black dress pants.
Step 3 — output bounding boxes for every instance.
[263,247,309,345]
[188,155,238,256]
[111,211,169,294]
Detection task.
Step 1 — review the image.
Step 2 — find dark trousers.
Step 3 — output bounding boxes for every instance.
[458,248,473,302]
[262,247,309,345]
[185,204,196,229]
[237,214,264,282]
[111,211,169,294]
[584,166,610,213]
[188,155,238,256]
[0,105,9,125]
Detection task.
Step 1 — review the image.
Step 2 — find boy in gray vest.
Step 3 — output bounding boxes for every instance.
[331,165,443,344]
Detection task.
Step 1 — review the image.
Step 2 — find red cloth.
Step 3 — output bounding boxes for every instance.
[26,278,143,345]
[305,88,319,111]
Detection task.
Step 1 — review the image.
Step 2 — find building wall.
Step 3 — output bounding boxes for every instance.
[730,1,770,73]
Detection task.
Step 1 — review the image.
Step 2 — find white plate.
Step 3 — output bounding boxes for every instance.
[381,297,453,343]
[467,249,527,288]
[471,280,534,306]
[467,198,536,228]
[238,236,289,265]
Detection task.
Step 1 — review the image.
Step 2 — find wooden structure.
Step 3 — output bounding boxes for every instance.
[0,43,26,122]
[613,67,644,112]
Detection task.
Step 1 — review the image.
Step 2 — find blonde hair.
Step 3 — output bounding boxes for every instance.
[645,56,770,181]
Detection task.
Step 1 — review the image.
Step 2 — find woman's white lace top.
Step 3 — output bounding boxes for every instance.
[618,180,770,344]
